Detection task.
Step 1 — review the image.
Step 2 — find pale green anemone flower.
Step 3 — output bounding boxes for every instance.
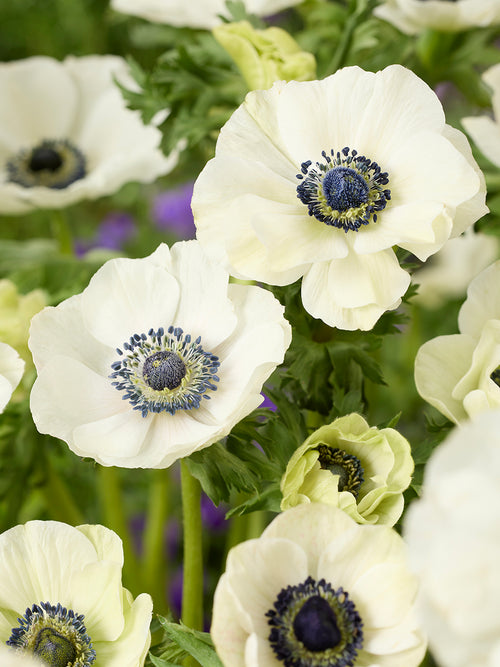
[0,521,152,667]
[213,21,316,92]
[0,342,24,413]
[374,0,500,34]
[463,64,500,169]
[415,260,500,423]
[404,411,500,667]
[212,504,426,667]
[280,413,414,526]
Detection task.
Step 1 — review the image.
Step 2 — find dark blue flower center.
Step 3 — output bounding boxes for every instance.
[6,139,86,189]
[322,167,369,212]
[296,147,391,233]
[143,351,187,391]
[293,596,341,652]
[7,601,96,667]
[267,576,363,667]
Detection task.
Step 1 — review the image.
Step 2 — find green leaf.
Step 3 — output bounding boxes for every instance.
[157,618,223,667]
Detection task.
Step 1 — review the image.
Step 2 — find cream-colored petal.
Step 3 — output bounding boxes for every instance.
[458,260,500,337]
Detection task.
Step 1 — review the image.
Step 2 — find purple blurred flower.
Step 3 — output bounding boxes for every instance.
[201,494,229,533]
[260,392,277,411]
[152,182,195,239]
[75,211,136,256]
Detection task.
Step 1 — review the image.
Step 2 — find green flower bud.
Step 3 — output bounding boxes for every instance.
[280,413,414,526]
[213,20,316,91]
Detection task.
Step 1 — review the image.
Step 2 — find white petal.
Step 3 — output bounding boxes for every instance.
[301,249,409,330]
[81,256,180,349]
[458,260,500,337]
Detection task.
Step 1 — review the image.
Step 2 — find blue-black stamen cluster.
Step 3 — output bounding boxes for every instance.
[7,601,96,667]
[316,445,365,499]
[6,139,86,189]
[490,366,500,388]
[266,576,363,667]
[110,326,220,418]
[296,147,391,232]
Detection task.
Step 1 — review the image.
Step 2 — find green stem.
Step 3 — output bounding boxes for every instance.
[41,458,86,526]
[180,460,203,632]
[324,0,375,76]
[50,209,73,255]
[98,466,142,595]
[143,468,170,616]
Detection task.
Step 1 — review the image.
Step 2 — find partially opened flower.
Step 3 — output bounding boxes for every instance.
[0,56,177,215]
[29,240,291,468]
[374,0,500,34]
[193,64,487,331]
[415,259,500,423]
[110,0,305,30]
[404,411,500,667]
[280,413,414,526]
[412,228,499,309]
[462,63,500,168]
[0,342,25,413]
[211,503,426,667]
[0,520,152,667]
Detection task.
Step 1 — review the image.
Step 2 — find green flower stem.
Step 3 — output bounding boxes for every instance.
[180,459,204,633]
[98,465,142,595]
[246,510,266,540]
[485,172,500,192]
[50,209,73,255]
[41,458,86,526]
[324,0,375,76]
[143,468,170,616]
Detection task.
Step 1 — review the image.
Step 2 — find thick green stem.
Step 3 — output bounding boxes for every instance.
[50,209,73,255]
[41,458,86,526]
[180,460,203,632]
[143,468,170,616]
[98,465,142,595]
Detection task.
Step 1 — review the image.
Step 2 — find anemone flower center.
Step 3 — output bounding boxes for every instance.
[6,601,96,667]
[316,445,365,498]
[6,139,86,189]
[490,366,500,387]
[110,326,220,417]
[266,576,363,667]
[296,147,391,232]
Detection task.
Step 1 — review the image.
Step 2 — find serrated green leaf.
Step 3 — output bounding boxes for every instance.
[157,618,223,667]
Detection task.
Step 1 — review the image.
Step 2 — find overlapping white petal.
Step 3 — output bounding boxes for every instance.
[110,0,305,30]
[211,504,426,667]
[0,56,177,215]
[374,0,500,34]
[404,411,500,667]
[0,520,152,667]
[29,240,291,468]
[0,342,24,413]
[415,260,500,423]
[463,63,500,168]
[193,64,487,331]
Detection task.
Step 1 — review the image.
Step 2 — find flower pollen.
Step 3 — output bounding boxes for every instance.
[7,139,86,189]
[6,601,96,667]
[266,576,363,667]
[316,445,365,499]
[110,326,220,417]
[296,147,391,232]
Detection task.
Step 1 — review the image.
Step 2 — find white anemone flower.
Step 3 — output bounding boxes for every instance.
[0,342,25,413]
[192,64,487,331]
[415,259,500,423]
[0,56,177,215]
[110,0,305,30]
[374,0,500,34]
[211,503,426,667]
[412,228,499,309]
[29,240,291,469]
[404,411,500,667]
[0,520,152,667]
[462,63,500,168]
